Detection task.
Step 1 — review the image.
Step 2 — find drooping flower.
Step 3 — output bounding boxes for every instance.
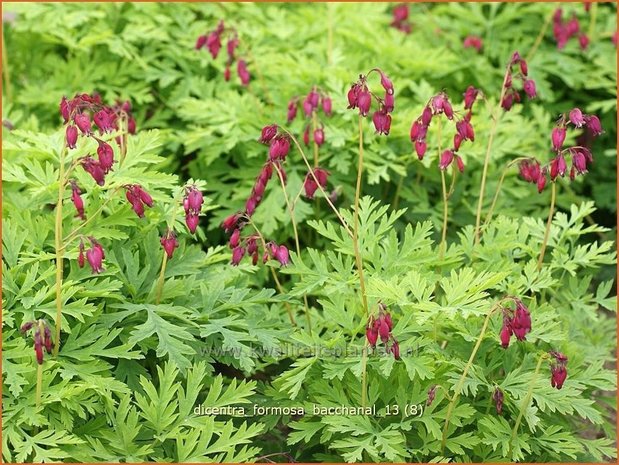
[237,60,250,86]
[463,35,483,52]
[74,113,92,135]
[231,246,245,265]
[66,125,78,149]
[96,140,114,173]
[551,127,567,152]
[260,124,278,144]
[81,156,106,186]
[569,108,585,127]
[160,229,179,259]
[70,181,85,220]
[549,351,568,389]
[86,240,105,274]
[493,388,504,415]
[372,109,392,135]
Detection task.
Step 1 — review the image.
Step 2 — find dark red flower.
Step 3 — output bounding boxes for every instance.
[260,124,278,144]
[66,125,78,149]
[86,240,104,274]
[160,230,179,259]
[237,60,250,86]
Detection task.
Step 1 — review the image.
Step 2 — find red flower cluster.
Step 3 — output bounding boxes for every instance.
[553,9,589,50]
[410,86,480,172]
[347,68,395,135]
[519,108,602,191]
[61,94,136,186]
[365,304,400,360]
[501,52,536,111]
[549,351,568,389]
[286,86,332,147]
[499,299,532,348]
[303,167,330,199]
[183,186,204,233]
[21,320,53,365]
[196,20,250,86]
[390,4,411,34]
[222,126,293,267]
[78,238,105,274]
[463,35,483,52]
[125,184,154,218]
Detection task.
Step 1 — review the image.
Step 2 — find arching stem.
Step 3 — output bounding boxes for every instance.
[53,147,67,357]
[537,181,556,271]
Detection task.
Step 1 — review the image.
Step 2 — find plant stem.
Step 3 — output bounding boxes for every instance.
[588,2,597,40]
[154,252,168,305]
[61,187,121,249]
[440,170,448,258]
[282,128,353,237]
[354,115,370,408]
[2,27,13,104]
[473,63,511,244]
[508,354,547,459]
[311,111,319,167]
[35,362,43,408]
[537,181,556,271]
[440,301,502,453]
[482,157,529,230]
[525,9,554,62]
[248,218,296,326]
[273,163,311,334]
[53,147,67,357]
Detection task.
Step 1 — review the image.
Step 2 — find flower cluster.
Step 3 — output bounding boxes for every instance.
[553,9,589,50]
[365,303,400,360]
[20,320,53,365]
[183,186,204,233]
[77,238,106,274]
[221,126,292,267]
[501,52,536,111]
[410,86,480,171]
[125,184,154,218]
[61,94,136,186]
[499,298,532,349]
[196,20,250,86]
[549,351,568,389]
[463,35,483,52]
[519,108,602,191]
[347,69,395,135]
[286,86,332,147]
[390,4,411,34]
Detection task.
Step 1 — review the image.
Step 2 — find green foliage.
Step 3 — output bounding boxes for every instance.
[2,2,616,463]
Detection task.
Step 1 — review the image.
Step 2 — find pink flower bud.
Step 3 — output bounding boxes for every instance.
[392,4,409,22]
[537,170,547,193]
[550,154,567,180]
[66,125,78,149]
[313,128,325,146]
[585,115,602,136]
[421,106,433,126]
[274,245,290,266]
[260,124,278,144]
[569,108,585,127]
[455,155,465,173]
[34,329,44,364]
[378,319,390,343]
[245,196,257,216]
[222,213,240,233]
[357,88,371,116]
[86,241,104,274]
[303,125,310,146]
[439,149,454,170]
[431,94,445,114]
[302,98,313,117]
[186,213,200,233]
[443,99,454,119]
[127,116,137,135]
[81,157,106,186]
[229,228,241,248]
[195,34,207,50]
[206,31,221,59]
[501,93,514,112]
[287,100,298,123]
[463,35,483,52]
[237,60,250,86]
[93,110,113,133]
[390,339,400,360]
[347,84,360,109]
[453,133,463,151]
[551,127,566,151]
[463,86,479,110]
[551,365,567,389]
[247,237,258,255]
[366,324,378,347]
[136,185,154,207]
[70,182,85,220]
[96,140,114,173]
[493,388,504,414]
[60,96,70,123]
[571,149,588,174]
[224,65,231,81]
[523,79,537,99]
[410,121,421,141]
[415,140,427,160]
[74,113,92,135]
[383,92,395,113]
[231,246,245,266]
[379,71,394,95]
[160,230,179,259]
[372,109,392,135]
[384,312,393,331]
[186,187,203,213]
[520,59,528,76]
[268,136,290,160]
[322,96,332,116]
[500,321,512,348]
[227,37,239,59]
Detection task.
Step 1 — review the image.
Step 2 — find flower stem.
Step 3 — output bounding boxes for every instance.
[35,361,43,408]
[248,218,297,326]
[2,28,13,104]
[311,112,319,167]
[282,128,353,237]
[440,301,502,453]
[273,162,311,334]
[482,157,530,230]
[354,115,370,407]
[588,2,598,40]
[508,354,547,459]
[440,170,448,258]
[154,252,168,305]
[525,9,554,62]
[53,147,67,357]
[474,64,511,244]
[537,181,556,271]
